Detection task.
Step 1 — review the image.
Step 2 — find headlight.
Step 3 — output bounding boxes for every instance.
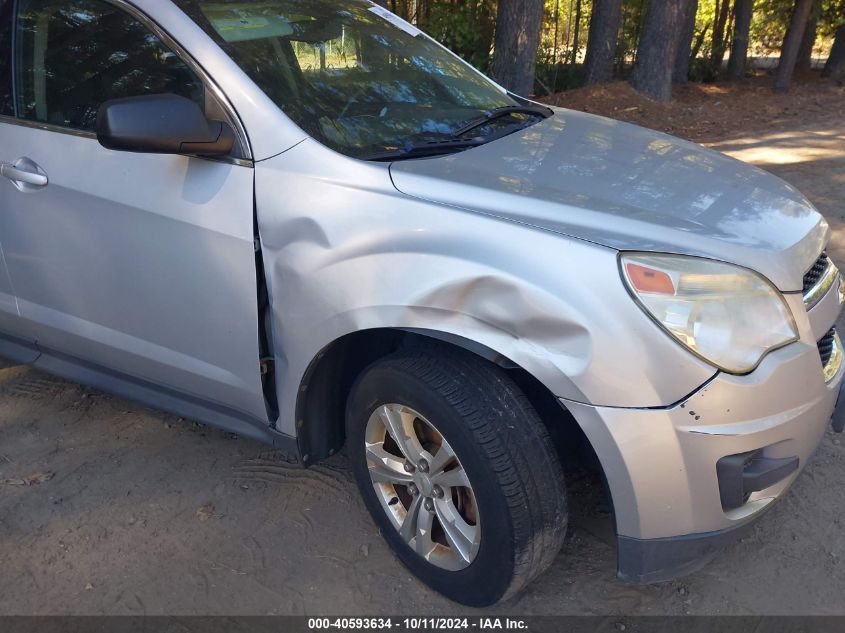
[620,253,798,374]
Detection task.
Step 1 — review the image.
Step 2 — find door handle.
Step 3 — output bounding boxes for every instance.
[1,157,49,191]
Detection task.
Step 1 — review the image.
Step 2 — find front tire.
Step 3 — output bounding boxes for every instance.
[346,348,568,606]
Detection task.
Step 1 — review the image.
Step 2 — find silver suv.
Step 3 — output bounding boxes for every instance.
[0,0,842,606]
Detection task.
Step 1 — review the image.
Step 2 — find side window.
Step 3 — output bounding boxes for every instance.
[0,0,12,116]
[14,0,204,131]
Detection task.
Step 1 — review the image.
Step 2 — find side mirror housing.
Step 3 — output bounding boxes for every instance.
[96,94,235,157]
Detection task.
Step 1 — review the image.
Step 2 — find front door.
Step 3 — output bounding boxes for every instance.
[0,0,268,422]
[0,0,22,337]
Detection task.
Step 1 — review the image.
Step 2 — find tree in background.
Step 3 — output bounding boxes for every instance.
[615,0,649,78]
[796,0,823,70]
[371,0,844,98]
[674,0,700,82]
[571,0,585,63]
[490,0,546,94]
[583,0,624,84]
[749,0,801,53]
[774,0,816,90]
[631,0,694,100]
[710,0,734,68]
[823,21,845,78]
[728,0,755,78]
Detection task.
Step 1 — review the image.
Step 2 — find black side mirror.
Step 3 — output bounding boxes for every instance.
[96,94,235,157]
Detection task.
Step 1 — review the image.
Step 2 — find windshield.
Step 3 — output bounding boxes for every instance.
[175,0,547,159]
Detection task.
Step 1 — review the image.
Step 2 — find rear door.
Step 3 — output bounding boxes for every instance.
[0,0,268,422]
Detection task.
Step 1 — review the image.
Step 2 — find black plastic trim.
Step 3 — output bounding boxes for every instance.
[0,330,39,364]
[253,199,279,426]
[0,331,298,456]
[716,449,799,510]
[832,379,845,433]
[617,518,762,584]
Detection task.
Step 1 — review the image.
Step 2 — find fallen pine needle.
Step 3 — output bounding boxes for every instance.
[0,472,55,486]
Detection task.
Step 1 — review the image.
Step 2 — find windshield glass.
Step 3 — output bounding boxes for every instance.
[175,0,543,159]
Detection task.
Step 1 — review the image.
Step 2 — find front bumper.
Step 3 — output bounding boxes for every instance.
[563,287,844,583]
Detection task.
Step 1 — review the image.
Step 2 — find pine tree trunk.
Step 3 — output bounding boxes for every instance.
[796,0,822,72]
[711,0,732,69]
[727,0,754,79]
[418,0,430,25]
[673,0,698,83]
[490,0,545,95]
[631,0,693,101]
[774,0,815,91]
[583,0,624,85]
[823,23,845,80]
[571,0,584,64]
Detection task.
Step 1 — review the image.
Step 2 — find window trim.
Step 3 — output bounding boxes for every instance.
[2,0,254,165]
[0,111,96,138]
[0,0,14,116]
[9,0,15,117]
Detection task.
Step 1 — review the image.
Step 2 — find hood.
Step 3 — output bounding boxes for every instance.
[389,108,828,291]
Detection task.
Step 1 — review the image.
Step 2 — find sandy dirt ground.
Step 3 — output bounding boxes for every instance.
[1,119,844,616]
[540,75,845,145]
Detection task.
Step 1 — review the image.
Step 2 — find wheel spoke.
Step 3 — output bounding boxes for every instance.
[431,464,471,488]
[434,497,479,564]
[415,503,435,558]
[399,495,423,544]
[379,405,425,462]
[366,443,413,484]
[427,436,458,475]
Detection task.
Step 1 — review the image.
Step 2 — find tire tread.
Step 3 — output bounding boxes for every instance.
[372,349,568,601]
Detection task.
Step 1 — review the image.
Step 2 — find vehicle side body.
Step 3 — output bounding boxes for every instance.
[0,0,841,589]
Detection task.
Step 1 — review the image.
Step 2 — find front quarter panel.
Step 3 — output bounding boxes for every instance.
[255,141,717,436]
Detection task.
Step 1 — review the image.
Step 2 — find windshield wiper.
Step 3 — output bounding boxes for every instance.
[362,138,486,162]
[452,104,553,139]
[360,108,552,161]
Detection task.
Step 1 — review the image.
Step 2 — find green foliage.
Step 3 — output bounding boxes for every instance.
[695,0,718,45]
[688,56,721,81]
[617,0,649,69]
[818,0,845,38]
[538,0,592,65]
[535,62,587,93]
[533,0,591,93]
[424,2,496,71]
[749,0,797,53]
[742,0,841,58]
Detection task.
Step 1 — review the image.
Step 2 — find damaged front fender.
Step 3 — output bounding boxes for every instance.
[255,140,717,438]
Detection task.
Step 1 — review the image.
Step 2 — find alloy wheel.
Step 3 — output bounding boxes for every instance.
[364,403,481,571]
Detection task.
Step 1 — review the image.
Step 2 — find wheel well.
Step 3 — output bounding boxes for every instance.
[295,329,603,478]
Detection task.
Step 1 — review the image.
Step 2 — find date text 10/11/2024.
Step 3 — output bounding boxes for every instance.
[307,618,529,630]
